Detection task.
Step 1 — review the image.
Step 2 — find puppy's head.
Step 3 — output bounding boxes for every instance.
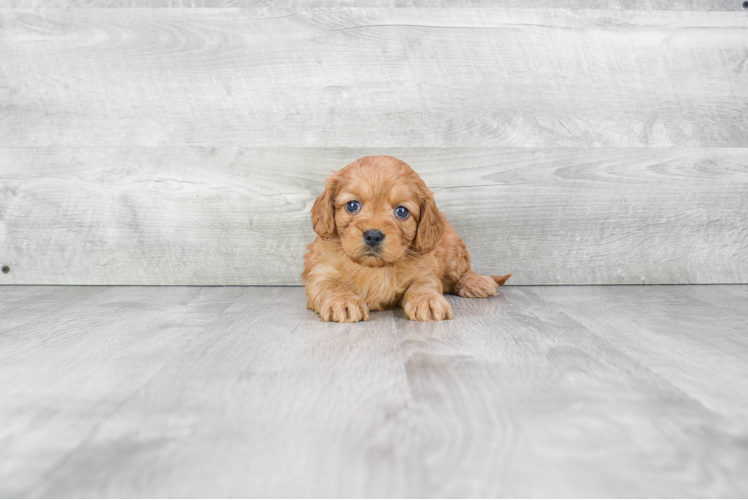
[311,156,445,267]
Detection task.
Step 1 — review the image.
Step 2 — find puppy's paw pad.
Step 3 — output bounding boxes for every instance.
[456,273,498,298]
[320,296,370,323]
[404,294,454,322]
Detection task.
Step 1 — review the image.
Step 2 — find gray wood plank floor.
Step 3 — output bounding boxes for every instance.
[1,285,747,497]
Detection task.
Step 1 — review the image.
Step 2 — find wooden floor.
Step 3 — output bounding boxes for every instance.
[1,285,747,498]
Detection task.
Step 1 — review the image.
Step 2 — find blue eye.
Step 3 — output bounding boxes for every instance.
[394,206,410,219]
[346,200,361,214]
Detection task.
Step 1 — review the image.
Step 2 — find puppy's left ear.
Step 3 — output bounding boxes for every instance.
[310,172,338,240]
[413,190,446,253]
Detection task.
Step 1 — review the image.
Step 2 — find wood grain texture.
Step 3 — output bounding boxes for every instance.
[1,147,746,285]
[1,8,747,148]
[1,1,745,9]
[1,5,747,285]
[538,285,748,419]
[0,285,106,333]
[0,285,247,497]
[0,285,746,497]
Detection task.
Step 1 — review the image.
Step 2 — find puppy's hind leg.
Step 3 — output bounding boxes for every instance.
[455,271,512,298]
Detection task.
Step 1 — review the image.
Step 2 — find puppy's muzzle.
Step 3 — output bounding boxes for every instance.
[363,229,385,248]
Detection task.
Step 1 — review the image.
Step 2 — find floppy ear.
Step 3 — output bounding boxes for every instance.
[310,173,338,240]
[413,191,446,253]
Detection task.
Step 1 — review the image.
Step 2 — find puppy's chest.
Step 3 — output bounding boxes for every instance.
[346,267,408,310]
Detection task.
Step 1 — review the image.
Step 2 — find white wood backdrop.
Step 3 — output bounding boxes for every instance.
[0,4,747,285]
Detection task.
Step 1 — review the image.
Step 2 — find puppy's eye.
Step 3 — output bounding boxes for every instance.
[346,200,361,214]
[394,206,410,219]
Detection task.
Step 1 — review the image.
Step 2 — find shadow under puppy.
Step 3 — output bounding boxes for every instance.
[303,155,511,322]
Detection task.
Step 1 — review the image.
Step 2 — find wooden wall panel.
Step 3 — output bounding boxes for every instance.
[0,9,746,148]
[1,147,746,285]
[0,1,744,9]
[0,5,746,284]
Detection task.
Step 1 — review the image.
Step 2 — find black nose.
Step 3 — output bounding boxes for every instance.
[363,230,385,247]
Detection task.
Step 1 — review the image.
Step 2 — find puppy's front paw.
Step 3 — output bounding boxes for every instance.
[403,293,454,322]
[318,296,370,323]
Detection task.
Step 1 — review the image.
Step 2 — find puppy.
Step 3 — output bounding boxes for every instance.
[302,155,511,322]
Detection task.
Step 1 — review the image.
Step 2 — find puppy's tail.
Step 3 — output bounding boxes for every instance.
[491,274,512,286]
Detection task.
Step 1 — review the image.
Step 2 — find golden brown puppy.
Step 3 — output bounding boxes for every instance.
[302,155,511,322]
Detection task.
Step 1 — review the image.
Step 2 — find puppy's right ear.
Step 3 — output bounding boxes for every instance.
[310,172,338,240]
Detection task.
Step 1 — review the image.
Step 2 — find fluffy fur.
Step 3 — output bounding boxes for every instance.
[302,155,511,322]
